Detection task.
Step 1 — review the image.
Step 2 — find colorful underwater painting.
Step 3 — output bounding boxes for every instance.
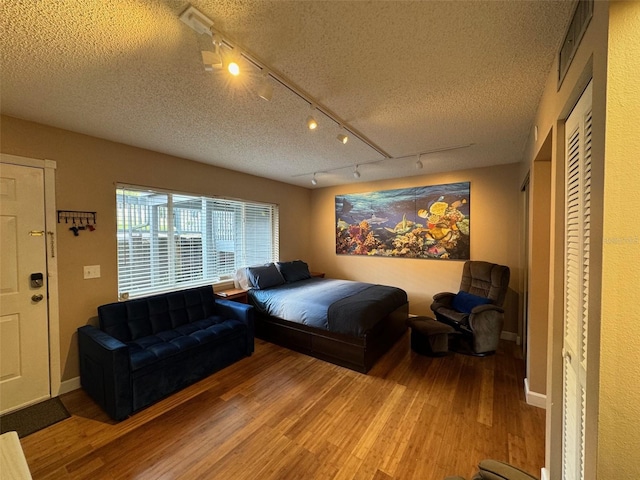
[335,182,470,260]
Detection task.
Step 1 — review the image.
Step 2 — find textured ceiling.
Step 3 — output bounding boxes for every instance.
[0,1,575,188]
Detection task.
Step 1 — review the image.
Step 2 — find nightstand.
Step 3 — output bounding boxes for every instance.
[310,272,325,278]
[215,288,248,304]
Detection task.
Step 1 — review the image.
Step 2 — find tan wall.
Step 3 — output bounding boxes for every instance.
[599,2,640,477]
[527,158,551,395]
[308,163,522,333]
[0,115,312,383]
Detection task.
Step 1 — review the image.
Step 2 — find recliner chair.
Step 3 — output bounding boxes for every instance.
[445,459,538,480]
[430,260,510,355]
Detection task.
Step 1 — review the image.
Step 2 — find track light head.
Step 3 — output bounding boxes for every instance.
[311,173,318,186]
[225,49,241,76]
[415,155,423,169]
[307,105,318,130]
[353,165,360,179]
[337,133,349,144]
[201,49,222,71]
[200,34,222,71]
[228,60,240,76]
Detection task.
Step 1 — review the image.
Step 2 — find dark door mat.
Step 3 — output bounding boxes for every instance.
[0,397,70,438]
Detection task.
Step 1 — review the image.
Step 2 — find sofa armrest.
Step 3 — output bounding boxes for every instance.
[214,299,253,324]
[214,299,255,353]
[77,325,132,421]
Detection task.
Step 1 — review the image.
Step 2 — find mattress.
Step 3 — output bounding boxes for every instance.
[248,277,407,337]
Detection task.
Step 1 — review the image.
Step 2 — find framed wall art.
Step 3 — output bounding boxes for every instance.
[335,181,470,260]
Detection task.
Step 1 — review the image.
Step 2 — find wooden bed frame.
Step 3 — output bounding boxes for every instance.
[253,302,409,373]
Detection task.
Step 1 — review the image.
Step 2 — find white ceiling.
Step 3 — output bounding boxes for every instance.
[0,1,575,188]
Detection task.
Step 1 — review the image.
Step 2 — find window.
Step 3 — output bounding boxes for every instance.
[116,185,279,298]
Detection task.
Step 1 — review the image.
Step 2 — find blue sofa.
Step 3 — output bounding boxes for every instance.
[78,286,254,421]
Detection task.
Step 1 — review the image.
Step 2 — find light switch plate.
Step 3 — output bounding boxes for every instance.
[83,265,101,279]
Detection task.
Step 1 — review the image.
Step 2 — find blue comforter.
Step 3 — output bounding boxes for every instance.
[248,278,407,337]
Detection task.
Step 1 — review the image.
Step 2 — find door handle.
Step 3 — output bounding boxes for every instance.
[31,294,44,302]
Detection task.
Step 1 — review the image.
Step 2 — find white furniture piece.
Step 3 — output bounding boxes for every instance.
[0,431,32,479]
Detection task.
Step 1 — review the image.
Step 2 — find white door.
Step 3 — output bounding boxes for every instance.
[562,80,592,480]
[0,162,50,414]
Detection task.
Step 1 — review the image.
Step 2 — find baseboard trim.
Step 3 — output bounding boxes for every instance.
[500,331,518,342]
[541,467,549,480]
[58,376,81,395]
[524,378,546,409]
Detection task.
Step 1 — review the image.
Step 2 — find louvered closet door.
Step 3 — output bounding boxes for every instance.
[562,80,592,480]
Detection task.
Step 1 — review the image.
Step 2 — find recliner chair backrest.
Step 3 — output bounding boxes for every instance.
[459,261,510,307]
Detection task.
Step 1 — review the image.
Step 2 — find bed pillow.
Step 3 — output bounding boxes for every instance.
[452,291,492,314]
[276,260,311,283]
[246,263,285,290]
[234,267,252,290]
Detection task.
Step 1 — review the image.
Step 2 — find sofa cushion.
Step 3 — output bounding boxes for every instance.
[148,295,172,333]
[127,316,246,370]
[97,286,219,342]
[126,299,153,340]
[452,291,492,314]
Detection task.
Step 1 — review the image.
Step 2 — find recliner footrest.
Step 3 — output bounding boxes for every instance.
[408,316,456,356]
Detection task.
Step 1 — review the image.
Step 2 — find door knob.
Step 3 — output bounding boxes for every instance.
[31,294,44,302]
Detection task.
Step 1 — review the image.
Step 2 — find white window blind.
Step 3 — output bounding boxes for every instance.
[116,185,279,298]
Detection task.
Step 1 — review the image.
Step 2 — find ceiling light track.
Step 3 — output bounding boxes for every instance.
[292,143,475,181]
[398,143,475,158]
[179,5,391,160]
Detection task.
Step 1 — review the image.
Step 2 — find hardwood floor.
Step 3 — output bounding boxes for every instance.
[21,334,545,479]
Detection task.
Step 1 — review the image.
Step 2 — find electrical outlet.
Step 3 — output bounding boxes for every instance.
[83,265,101,279]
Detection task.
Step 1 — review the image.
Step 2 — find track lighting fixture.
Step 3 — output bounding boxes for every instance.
[180,5,393,162]
[201,46,222,71]
[307,116,318,130]
[311,173,318,186]
[225,49,241,76]
[291,143,476,184]
[200,31,222,72]
[307,106,318,130]
[336,125,349,144]
[258,72,273,101]
[227,60,240,76]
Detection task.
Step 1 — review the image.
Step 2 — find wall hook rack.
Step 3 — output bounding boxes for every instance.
[57,210,97,236]
[57,210,97,225]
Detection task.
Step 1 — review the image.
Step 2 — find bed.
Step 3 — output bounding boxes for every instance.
[236,261,409,373]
